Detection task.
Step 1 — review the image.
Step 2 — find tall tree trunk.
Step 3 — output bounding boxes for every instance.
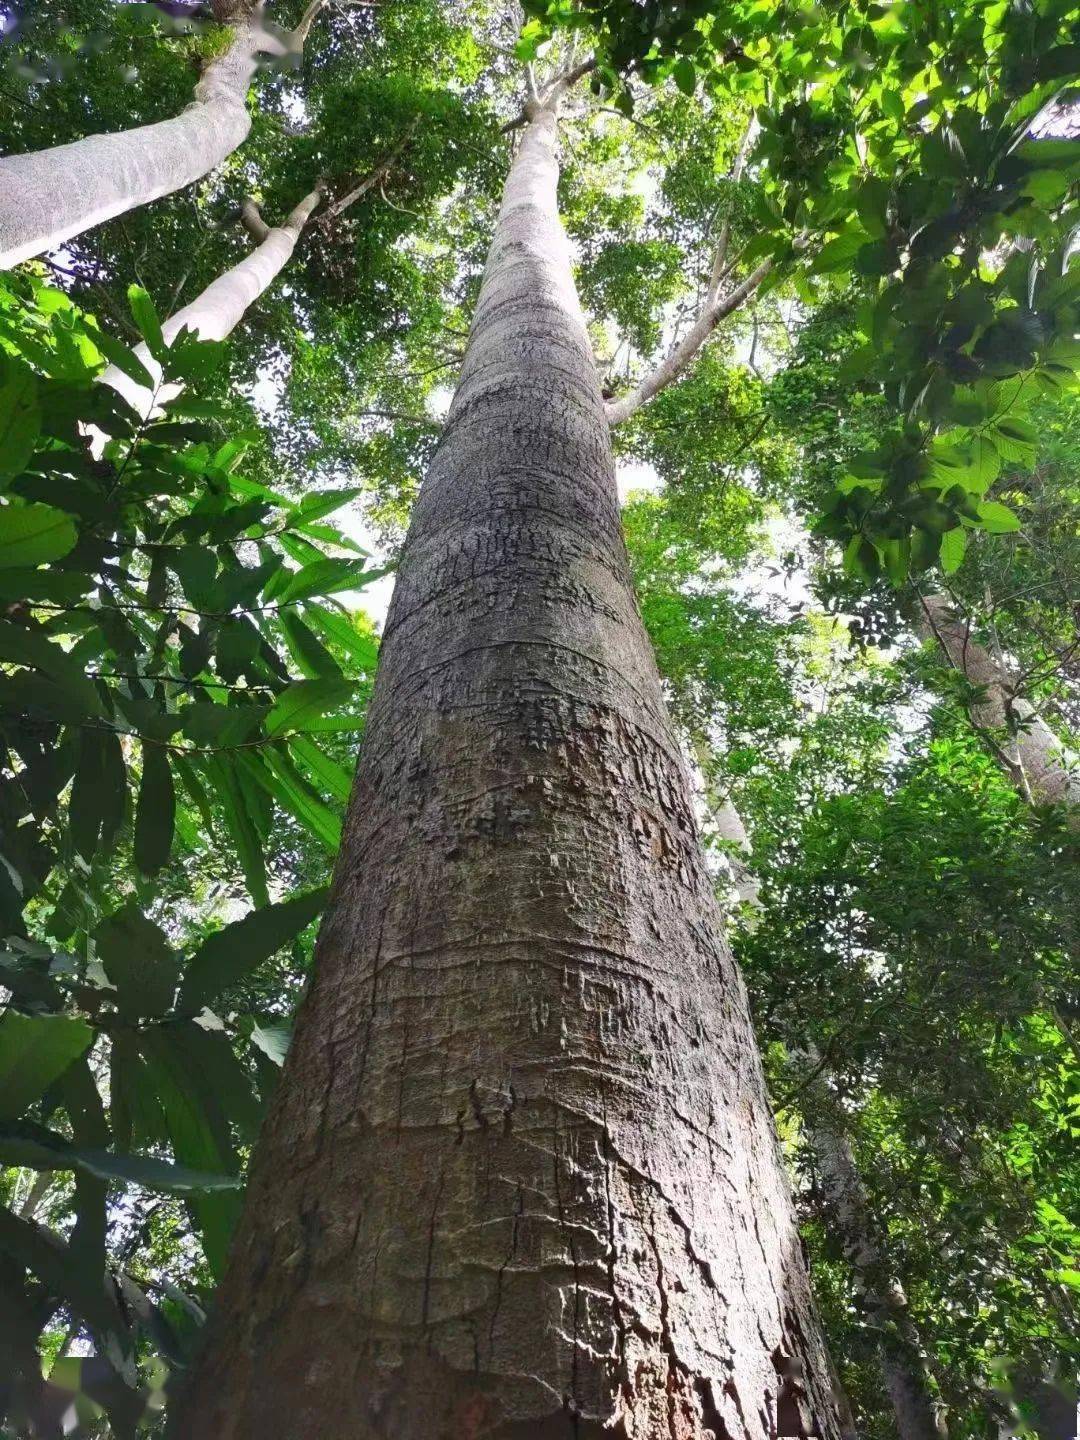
[916,594,1079,815]
[172,94,844,1440]
[99,188,322,415]
[0,3,273,269]
[808,1107,946,1440]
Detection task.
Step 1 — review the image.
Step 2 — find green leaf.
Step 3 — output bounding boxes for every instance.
[289,733,354,802]
[134,1027,241,1276]
[127,284,167,361]
[295,489,363,525]
[939,526,967,574]
[66,727,125,858]
[976,500,1021,533]
[95,905,179,1018]
[88,327,155,391]
[672,56,696,94]
[0,1124,241,1193]
[266,677,354,737]
[134,744,176,876]
[0,619,104,717]
[1021,168,1071,206]
[206,755,268,907]
[0,1011,93,1121]
[180,886,328,1013]
[0,356,40,481]
[0,1206,128,1358]
[215,615,261,683]
[243,747,343,851]
[0,501,77,567]
[273,558,390,606]
[810,226,872,276]
[305,604,380,671]
[280,611,343,679]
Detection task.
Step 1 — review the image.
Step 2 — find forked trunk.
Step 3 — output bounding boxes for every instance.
[173,102,844,1439]
[0,5,270,268]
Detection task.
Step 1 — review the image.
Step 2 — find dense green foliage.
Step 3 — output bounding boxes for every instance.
[0,0,1076,1434]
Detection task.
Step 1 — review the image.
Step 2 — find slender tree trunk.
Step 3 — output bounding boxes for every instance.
[808,1108,946,1440]
[916,594,1079,815]
[692,737,762,910]
[0,4,272,269]
[172,96,844,1440]
[100,187,322,415]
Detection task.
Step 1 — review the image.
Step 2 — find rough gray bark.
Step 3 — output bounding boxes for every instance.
[916,593,1079,816]
[99,188,322,416]
[0,4,273,269]
[808,1106,946,1440]
[172,95,845,1440]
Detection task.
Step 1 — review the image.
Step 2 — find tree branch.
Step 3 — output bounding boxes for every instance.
[605,257,772,426]
[321,120,418,222]
[239,197,271,242]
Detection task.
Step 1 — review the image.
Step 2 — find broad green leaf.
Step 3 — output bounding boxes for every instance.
[0,619,104,716]
[96,906,178,1018]
[251,747,343,850]
[810,226,871,276]
[280,611,343,679]
[274,558,391,606]
[0,1206,128,1357]
[179,887,328,1012]
[939,526,967,574]
[206,755,268,907]
[672,57,696,94]
[69,729,125,859]
[0,501,77,567]
[0,1011,93,1121]
[976,501,1022,533]
[0,356,40,481]
[135,1027,241,1276]
[305,604,380,671]
[266,677,354,737]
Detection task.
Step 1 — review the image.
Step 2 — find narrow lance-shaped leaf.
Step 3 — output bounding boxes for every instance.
[179,886,329,1012]
[0,1122,242,1194]
[134,743,176,876]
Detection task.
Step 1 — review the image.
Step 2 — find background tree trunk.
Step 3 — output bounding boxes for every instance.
[692,737,762,911]
[916,593,1079,815]
[0,4,270,268]
[172,98,845,1440]
[808,1106,947,1440]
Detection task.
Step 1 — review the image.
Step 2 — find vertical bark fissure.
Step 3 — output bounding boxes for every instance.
[0,4,277,269]
[173,94,843,1440]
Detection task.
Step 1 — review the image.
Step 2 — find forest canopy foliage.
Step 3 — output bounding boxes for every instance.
[0,0,1077,1434]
